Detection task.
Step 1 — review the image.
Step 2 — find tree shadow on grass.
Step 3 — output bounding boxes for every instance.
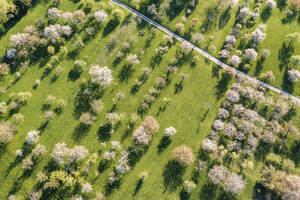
[281,68,294,94]
[290,140,300,165]
[97,124,111,142]
[98,160,110,173]
[68,69,82,81]
[261,8,272,22]
[215,76,230,100]
[133,177,144,196]
[72,123,90,141]
[277,0,288,11]
[218,6,231,29]
[118,65,135,83]
[255,57,265,76]
[103,19,120,38]
[157,136,171,153]
[105,180,121,196]
[163,160,185,191]
[199,182,218,199]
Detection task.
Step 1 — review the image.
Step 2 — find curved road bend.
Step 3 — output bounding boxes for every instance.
[111,0,300,101]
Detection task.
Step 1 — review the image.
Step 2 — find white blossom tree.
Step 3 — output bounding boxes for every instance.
[202,138,217,152]
[89,65,113,87]
[208,165,229,185]
[223,172,246,194]
[252,29,266,44]
[244,48,257,61]
[26,130,40,144]
[266,0,276,9]
[287,69,300,83]
[229,55,241,66]
[94,10,108,23]
[165,126,177,137]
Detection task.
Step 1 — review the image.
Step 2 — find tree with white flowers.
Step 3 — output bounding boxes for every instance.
[165,126,177,137]
[208,165,229,185]
[288,69,300,82]
[244,48,257,61]
[225,35,236,44]
[252,28,266,44]
[89,65,113,87]
[47,7,61,21]
[266,0,276,9]
[94,10,108,23]
[0,121,17,144]
[219,49,230,59]
[202,138,217,152]
[10,33,29,48]
[67,145,89,163]
[172,145,194,165]
[26,130,40,144]
[229,55,241,66]
[226,90,240,103]
[51,143,69,164]
[126,54,140,65]
[223,172,246,194]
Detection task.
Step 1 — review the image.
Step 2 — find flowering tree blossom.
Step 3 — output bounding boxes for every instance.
[234,104,245,117]
[229,55,241,66]
[133,126,152,146]
[223,172,246,194]
[82,182,93,193]
[10,33,29,48]
[239,7,249,19]
[218,108,229,119]
[165,126,177,137]
[288,69,300,82]
[0,122,17,144]
[47,7,61,21]
[244,48,257,61]
[208,165,229,185]
[202,138,217,152]
[6,48,17,59]
[51,143,69,164]
[115,151,130,174]
[226,89,240,103]
[184,180,196,193]
[266,0,277,9]
[126,54,140,65]
[219,49,230,59]
[224,123,237,137]
[94,10,108,23]
[44,24,72,43]
[89,65,113,87]
[252,28,266,43]
[172,145,194,165]
[26,130,40,144]
[213,120,225,131]
[225,35,236,44]
[103,150,116,161]
[180,41,192,53]
[244,109,258,122]
[67,145,89,163]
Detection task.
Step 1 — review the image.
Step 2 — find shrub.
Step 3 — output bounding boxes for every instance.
[26,130,40,144]
[223,172,246,194]
[208,165,229,185]
[0,63,9,77]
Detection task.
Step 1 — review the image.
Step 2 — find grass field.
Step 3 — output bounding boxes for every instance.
[0,0,299,199]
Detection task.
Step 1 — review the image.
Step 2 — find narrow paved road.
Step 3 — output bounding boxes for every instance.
[111,0,300,101]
